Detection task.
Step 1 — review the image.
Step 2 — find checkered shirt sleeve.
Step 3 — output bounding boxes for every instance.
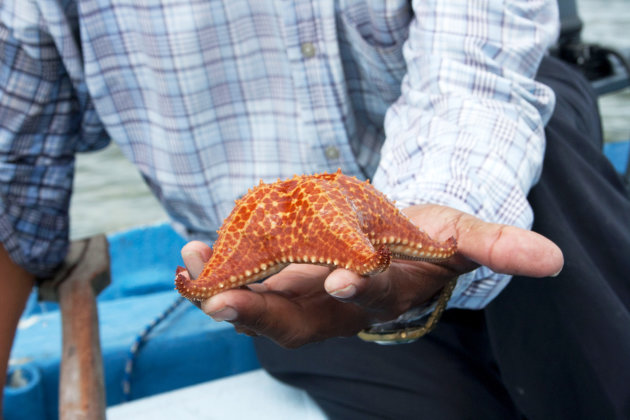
[0,2,108,277]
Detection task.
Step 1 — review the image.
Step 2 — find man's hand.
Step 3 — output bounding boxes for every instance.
[179,204,563,348]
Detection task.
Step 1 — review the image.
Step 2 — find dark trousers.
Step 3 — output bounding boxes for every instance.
[254,56,630,419]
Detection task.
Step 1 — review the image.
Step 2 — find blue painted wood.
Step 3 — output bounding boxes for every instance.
[3,364,46,420]
[6,225,259,420]
[103,224,188,301]
[603,141,630,174]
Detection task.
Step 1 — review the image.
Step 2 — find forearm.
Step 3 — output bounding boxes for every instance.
[0,244,35,417]
[372,0,560,310]
[374,0,559,226]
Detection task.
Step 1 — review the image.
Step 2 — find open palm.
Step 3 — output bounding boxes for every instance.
[179,204,563,347]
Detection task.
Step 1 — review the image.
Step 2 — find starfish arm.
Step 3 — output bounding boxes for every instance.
[335,173,457,262]
[175,183,291,301]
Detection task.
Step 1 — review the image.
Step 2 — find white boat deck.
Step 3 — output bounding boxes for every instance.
[107,369,327,419]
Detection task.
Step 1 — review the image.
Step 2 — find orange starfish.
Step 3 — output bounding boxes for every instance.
[175,170,457,301]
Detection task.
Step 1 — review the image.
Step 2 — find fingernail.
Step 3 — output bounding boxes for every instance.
[551,269,563,278]
[209,306,238,322]
[181,251,205,278]
[329,284,357,299]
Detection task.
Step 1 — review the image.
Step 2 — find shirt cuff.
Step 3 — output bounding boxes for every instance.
[0,195,70,279]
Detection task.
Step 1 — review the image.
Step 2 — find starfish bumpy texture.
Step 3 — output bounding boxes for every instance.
[175,170,457,301]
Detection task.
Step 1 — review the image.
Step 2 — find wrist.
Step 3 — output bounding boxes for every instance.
[358,277,458,344]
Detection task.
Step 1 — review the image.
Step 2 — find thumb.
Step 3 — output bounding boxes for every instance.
[456,220,564,278]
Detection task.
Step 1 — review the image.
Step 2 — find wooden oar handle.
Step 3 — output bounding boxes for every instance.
[39,235,110,420]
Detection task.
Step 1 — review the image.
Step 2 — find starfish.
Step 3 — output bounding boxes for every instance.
[175,169,457,301]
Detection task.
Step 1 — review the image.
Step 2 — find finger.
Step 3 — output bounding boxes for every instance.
[233,324,259,337]
[200,290,303,345]
[261,264,332,297]
[181,240,213,278]
[324,269,370,300]
[200,287,366,348]
[454,216,564,278]
[323,268,399,316]
[323,262,452,319]
[403,205,564,278]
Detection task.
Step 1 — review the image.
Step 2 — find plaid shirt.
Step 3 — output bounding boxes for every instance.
[0,0,558,310]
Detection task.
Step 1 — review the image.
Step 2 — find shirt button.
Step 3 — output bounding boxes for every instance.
[325,146,340,160]
[301,42,316,58]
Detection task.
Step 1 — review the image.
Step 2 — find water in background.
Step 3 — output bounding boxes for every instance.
[579,0,630,143]
[69,0,630,239]
[70,145,168,239]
